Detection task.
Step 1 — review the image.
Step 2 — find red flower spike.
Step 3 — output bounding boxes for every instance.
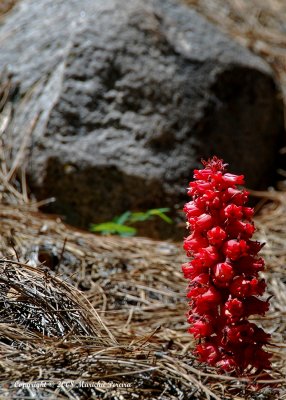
[182,157,272,375]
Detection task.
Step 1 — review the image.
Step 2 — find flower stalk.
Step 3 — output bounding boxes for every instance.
[182,156,271,374]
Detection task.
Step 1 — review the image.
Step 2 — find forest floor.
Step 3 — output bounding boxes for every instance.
[0,178,286,400]
[0,167,286,400]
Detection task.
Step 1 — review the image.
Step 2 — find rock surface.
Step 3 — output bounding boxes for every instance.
[0,0,284,236]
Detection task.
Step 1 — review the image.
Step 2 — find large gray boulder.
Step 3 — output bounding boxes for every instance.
[0,0,284,236]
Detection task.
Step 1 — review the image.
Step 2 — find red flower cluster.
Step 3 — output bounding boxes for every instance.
[182,157,271,374]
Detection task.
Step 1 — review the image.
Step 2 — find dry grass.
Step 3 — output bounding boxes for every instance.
[0,174,285,399]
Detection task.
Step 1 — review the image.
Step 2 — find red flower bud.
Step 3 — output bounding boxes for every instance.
[216,357,237,371]
[207,226,226,246]
[224,322,255,345]
[189,320,213,338]
[234,256,265,275]
[223,173,245,185]
[183,201,201,218]
[213,262,234,287]
[196,343,220,365]
[223,239,248,260]
[192,213,213,232]
[227,220,255,240]
[223,188,249,205]
[243,296,269,317]
[224,298,244,322]
[196,246,219,267]
[192,273,210,285]
[183,233,208,254]
[223,204,243,219]
[230,277,266,298]
[243,207,254,220]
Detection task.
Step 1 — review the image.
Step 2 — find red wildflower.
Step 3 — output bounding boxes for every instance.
[223,204,243,219]
[183,201,201,218]
[195,246,219,267]
[227,220,255,240]
[190,213,214,232]
[195,343,220,365]
[183,233,208,254]
[213,262,234,287]
[189,320,214,338]
[217,357,237,372]
[223,298,244,322]
[207,227,227,246]
[234,255,265,275]
[230,277,266,297]
[224,322,260,345]
[182,156,272,375]
[223,173,245,186]
[223,239,248,260]
[243,296,269,316]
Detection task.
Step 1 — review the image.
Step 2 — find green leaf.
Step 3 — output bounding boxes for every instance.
[90,207,172,237]
[90,222,136,236]
[129,208,172,223]
[113,211,132,225]
[150,208,171,213]
[128,211,150,223]
[148,208,172,224]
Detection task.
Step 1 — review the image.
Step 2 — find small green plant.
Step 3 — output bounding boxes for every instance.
[90,208,172,237]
